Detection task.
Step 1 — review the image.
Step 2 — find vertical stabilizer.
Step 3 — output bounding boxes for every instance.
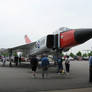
[24,35,31,44]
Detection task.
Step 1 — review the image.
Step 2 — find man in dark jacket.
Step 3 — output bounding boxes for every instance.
[14,55,18,66]
[30,55,38,78]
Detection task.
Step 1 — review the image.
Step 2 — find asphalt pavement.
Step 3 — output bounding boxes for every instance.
[0,60,92,92]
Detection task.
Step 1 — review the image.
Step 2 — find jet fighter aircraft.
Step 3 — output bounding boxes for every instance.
[8,27,92,58]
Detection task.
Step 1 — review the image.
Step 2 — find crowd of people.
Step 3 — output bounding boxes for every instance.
[29,54,70,79]
[1,54,92,82]
[0,54,71,79]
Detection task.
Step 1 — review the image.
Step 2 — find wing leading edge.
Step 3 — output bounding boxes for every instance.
[9,42,36,50]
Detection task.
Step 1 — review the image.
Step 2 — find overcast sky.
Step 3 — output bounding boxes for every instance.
[0,0,92,54]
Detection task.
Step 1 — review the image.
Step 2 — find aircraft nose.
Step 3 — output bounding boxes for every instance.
[74,29,92,44]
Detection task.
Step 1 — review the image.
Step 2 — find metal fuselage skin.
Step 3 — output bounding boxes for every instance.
[29,27,92,55]
[30,37,49,55]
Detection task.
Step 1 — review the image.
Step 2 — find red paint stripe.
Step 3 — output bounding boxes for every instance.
[60,30,77,48]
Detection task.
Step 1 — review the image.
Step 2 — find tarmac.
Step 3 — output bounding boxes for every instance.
[0,60,92,92]
[41,87,92,92]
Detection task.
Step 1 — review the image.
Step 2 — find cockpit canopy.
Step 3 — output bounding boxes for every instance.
[53,27,71,34]
[59,27,70,32]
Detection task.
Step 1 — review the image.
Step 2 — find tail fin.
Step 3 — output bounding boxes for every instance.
[24,35,31,44]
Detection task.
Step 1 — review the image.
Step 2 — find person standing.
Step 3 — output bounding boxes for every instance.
[89,56,92,82]
[57,56,63,74]
[2,56,6,66]
[14,55,18,66]
[30,55,38,78]
[41,54,49,79]
[19,55,21,66]
[65,56,70,74]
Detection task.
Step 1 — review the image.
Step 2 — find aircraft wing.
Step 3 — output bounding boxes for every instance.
[9,42,36,51]
[13,42,36,50]
[6,42,37,57]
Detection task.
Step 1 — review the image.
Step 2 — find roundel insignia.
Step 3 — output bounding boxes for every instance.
[36,41,40,48]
